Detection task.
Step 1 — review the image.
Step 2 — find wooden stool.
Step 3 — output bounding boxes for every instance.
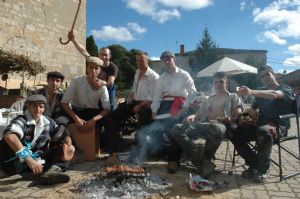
[68,123,100,161]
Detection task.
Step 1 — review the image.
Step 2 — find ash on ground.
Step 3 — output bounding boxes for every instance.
[78,174,168,199]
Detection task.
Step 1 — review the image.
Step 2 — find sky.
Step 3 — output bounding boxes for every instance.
[86,0,300,73]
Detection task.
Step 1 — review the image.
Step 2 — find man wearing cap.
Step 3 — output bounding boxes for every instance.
[0,95,74,184]
[31,71,68,124]
[68,31,118,110]
[61,56,119,162]
[131,50,198,163]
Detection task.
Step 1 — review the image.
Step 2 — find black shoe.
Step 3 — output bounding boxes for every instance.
[241,167,256,179]
[39,165,70,185]
[198,159,216,178]
[253,170,269,183]
[167,161,179,174]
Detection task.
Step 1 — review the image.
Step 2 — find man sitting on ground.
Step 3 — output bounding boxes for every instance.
[167,72,243,177]
[31,71,68,125]
[0,95,74,185]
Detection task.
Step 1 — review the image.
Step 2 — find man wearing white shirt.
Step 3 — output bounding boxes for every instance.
[111,51,159,128]
[131,51,198,163]
[61,56,119,161]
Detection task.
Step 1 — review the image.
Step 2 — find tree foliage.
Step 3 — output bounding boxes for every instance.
[0,48,46,76]
[107,44,137,90]
[86,35,98,57]
[190,27,221,72]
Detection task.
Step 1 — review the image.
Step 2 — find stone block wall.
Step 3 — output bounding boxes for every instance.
[0,0,86,82]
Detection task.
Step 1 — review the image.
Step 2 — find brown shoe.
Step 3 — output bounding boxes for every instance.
[167,161,179,174]
[106,153,121,165]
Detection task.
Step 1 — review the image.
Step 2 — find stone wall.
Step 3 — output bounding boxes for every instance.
[0,0,86,83]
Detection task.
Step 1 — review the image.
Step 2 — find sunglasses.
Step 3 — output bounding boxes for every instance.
[259,72,271,79]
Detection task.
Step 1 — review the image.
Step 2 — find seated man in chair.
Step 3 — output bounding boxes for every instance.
[230,65,294,183]
[167,72,243,176]
[0,95,74,185]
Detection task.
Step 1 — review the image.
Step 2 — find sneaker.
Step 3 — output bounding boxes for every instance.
[198,159,216,178]
[167,161,179,174]
[253,170,269,183]
[106,153,121,165]
[241,167,256,179]
[39,165,70,185]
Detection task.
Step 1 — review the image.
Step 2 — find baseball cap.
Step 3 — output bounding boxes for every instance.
[160,51,175,60]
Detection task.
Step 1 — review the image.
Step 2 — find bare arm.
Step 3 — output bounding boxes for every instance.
[61,102,85,127]
[68,31,90,58]
[4,134,43,174]
[237,86,284,100]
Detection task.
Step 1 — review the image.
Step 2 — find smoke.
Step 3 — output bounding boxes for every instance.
[128,118,176,165]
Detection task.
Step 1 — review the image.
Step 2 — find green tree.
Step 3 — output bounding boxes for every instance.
[108,45,136,90]
[86,35,98,56]
[0,48,46,76]
[191,27,221,92]
[190,27,221,72]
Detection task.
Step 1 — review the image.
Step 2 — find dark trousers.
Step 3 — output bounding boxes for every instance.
[0,139,68,175]
[73,108,120,153]
[110,100,152,130]
[229,124,277,173]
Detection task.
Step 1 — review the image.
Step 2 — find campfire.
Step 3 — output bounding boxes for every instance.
[79,164,168,198]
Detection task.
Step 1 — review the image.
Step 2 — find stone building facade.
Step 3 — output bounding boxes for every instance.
[0,0,86,86]
[151,45,267,76]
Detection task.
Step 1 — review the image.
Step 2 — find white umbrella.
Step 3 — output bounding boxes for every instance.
[197,57,257,77]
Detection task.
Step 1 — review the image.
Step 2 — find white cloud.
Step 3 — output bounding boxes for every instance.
[258,31,287,45]
[240,1,246,11]
[123,0,213,23]
[283,55,300,66]
[283,44,300,66]
[91,23,147,42]
[252,0,300,44]
[127,22,147,34]
[288,44,300,55]
[150,56,160,61]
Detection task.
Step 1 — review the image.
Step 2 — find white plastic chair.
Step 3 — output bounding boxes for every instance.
[5,98,26,125]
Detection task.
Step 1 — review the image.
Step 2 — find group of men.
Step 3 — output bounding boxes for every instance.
[0,34,294,184]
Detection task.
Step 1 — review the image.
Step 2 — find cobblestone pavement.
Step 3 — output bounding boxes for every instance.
[1,118,300,199]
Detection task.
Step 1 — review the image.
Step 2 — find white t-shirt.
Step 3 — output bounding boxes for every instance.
[61,76,111,110]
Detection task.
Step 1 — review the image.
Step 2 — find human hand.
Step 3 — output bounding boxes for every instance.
[68,31,75,41]
[132,104,141,114]
[236,86,252,96]
[185,115,195,123]
[26,157,43,175]
[91,79,105,90]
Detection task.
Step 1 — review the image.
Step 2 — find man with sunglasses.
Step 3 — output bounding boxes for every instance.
[167,72,243,177]
[230,65,293,183]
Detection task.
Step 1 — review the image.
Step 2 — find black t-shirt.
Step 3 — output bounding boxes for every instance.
[98,62,118,82]
[252,84,294,126]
